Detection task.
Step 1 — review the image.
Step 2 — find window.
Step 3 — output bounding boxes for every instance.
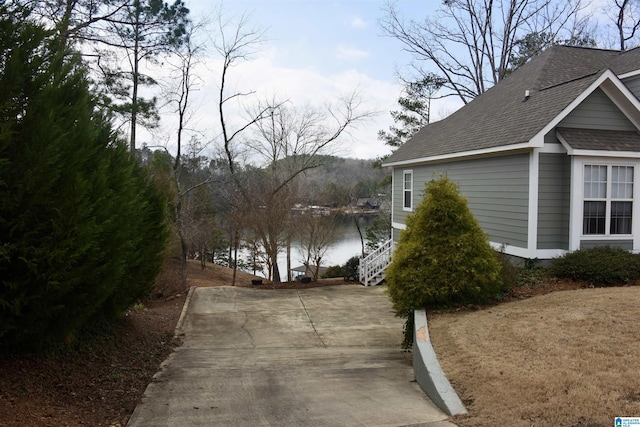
[583,165,634,235]
[403,171,413,211]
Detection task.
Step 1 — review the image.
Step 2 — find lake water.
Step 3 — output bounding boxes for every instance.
[250,214,377,280]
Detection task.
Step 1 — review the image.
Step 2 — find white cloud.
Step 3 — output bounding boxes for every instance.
[348,16,367,29]
[145,50,402,161]
[336,45,370,61]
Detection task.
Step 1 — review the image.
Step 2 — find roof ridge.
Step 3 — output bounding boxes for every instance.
[539,70,602,91]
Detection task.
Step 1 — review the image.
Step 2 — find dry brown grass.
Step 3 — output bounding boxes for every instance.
[428,286,640,427]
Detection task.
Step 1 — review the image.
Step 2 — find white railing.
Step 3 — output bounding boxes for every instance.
[359,238,393,286]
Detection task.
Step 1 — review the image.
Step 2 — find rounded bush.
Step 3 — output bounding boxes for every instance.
[549,246,640,286]
[344,256,360,281]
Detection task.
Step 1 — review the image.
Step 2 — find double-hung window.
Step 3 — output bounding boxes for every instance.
[583,164,634,235]
[403,170,413,211]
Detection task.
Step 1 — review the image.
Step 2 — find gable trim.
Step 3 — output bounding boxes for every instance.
[531,70,619,141]
[382,142,532,168]
[620,69,640,79]
[529,70,638,146]
[599,78,640,129]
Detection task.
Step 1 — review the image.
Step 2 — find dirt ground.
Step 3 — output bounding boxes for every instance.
[429,284,640,427]
[0,258,355,427]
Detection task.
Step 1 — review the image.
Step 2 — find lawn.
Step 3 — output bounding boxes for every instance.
[428,285,640,426]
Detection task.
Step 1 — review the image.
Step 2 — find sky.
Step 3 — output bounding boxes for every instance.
[146,0,614,161]
[147,0,455,161]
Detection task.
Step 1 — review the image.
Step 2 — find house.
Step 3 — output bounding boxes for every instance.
[379,45,640,264]
[355,198,381,210]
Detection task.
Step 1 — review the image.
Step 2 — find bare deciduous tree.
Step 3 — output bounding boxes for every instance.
[381,0,592,103]
[607,0,640,50]
[296,213,339,281]
[159,18,220,268]
[241,101,369,282]
[214,12,372,282]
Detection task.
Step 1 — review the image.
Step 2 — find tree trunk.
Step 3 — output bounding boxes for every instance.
[232,229,238,286]
[200,243,206,269]
[270,245,281,282]
[130,14,140,152]
[286,238,291,282]
[354,214,365,257]
[175,194,187,269]
[313,259,321,281]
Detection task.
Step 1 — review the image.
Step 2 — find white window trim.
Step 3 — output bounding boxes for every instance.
[569,156,640,252]
[402,170,413,212]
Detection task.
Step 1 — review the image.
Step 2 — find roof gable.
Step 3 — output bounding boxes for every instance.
[383,46,640,167]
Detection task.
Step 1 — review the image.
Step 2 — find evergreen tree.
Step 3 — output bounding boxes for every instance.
[378,74,446,148]
[385,176,503,346]
[0,7,167,349]
[99,0,190,151]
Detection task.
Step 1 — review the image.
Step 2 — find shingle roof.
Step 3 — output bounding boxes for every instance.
[383,46,640,166]
[558,127,640,152]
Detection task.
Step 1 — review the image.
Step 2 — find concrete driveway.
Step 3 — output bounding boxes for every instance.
[127,285,455,427]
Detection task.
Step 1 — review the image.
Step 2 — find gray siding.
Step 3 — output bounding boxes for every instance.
[392,227,401,243]
[393,153,530,247]
[560,88,636,131]
[392,168,416,226]
[537,153,570,250]
[580,240,633,251]
[623,75,640,100]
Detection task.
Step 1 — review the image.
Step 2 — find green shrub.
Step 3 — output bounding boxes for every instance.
[385,176,504,347]
[549,246,640,286]
[0,16,167,350]
[344,256,360,281]
[321,265,346,279]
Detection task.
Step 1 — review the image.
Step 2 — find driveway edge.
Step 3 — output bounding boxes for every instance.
[174,286,196,337]
[413,309,467,416]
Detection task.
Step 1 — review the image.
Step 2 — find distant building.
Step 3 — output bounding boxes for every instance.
[356,198,381,210]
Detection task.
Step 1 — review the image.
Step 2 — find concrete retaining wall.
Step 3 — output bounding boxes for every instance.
[413,309,467,416]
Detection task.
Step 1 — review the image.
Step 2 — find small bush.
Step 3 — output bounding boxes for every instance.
[386,176,504,312]
[549,246,640,286]
[385,176,503,349]
[344,256,360,281]
[321,265,346,279]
